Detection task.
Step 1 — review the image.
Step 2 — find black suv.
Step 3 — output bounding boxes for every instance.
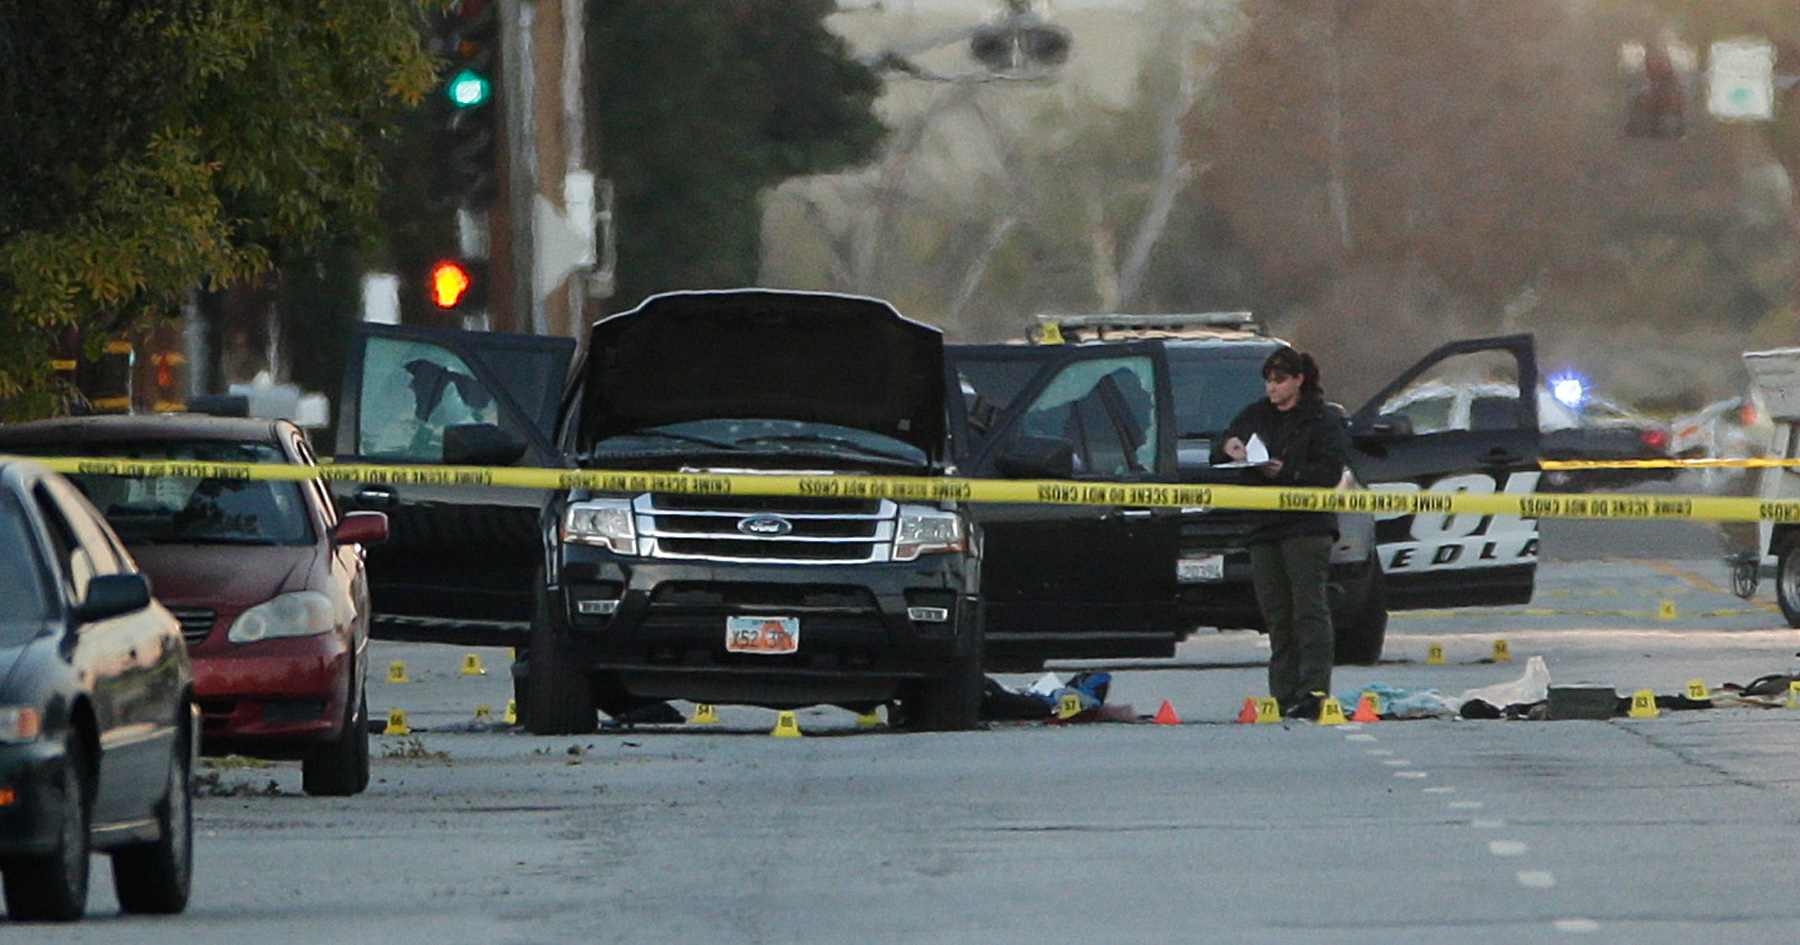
[333,290,1186,731]
[1028,314,1546,664]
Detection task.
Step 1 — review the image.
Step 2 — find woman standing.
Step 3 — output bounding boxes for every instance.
[1215,347,1350,720]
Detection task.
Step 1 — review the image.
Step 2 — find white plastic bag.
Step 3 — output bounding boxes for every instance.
[1456,655,1551,709]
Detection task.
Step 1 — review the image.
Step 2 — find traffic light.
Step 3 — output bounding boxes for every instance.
[425,259,488,312]
[430,0,499,209]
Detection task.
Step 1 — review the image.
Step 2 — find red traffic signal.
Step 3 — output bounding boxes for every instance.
[426,260,486,311]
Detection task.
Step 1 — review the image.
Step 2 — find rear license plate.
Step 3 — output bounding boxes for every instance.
[1177,554,1225,583]
[726,616,800,655]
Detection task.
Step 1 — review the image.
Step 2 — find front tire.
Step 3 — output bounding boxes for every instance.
[303,687,370,797]
[524,584,597,735]
[1775,534,1800,628]
[1334,557,1388,666]
[111,712,193,914]
[3,739,90,922]
[902,608,984,732]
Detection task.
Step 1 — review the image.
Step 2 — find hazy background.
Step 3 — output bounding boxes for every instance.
[761,0,1800,411]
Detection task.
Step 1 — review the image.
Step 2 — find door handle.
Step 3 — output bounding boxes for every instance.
[1107,508,1155,521]
[354,485,398,508]
[1480,449,1523,466]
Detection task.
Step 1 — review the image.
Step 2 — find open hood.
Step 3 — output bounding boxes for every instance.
[578,290,947,459]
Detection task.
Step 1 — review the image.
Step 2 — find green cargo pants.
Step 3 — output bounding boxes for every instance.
[1249,534,1335,710]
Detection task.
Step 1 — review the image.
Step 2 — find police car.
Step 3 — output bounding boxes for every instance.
[996,313,1544,665]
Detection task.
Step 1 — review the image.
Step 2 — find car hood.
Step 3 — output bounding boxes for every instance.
[577,289,946,459]
[0,626,49,674]
[129,545,314,609]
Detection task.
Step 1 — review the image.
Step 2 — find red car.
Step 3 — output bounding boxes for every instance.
[0,415,387,795]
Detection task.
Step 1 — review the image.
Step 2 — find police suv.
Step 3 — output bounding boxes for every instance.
[1020,313,1545,664]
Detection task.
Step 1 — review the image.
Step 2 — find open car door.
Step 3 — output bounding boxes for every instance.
[1349,334,1542,610]
[948,341,1182,667]
[334,323,575,645]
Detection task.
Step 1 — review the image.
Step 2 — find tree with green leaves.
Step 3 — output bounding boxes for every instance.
[0,0,441,418]
[589,0,887,310]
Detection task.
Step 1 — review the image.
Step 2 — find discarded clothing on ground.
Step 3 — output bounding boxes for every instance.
[981,671,1126,722]
[1340,656,1553,720]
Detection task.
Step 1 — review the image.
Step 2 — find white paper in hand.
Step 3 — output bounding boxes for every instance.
[1217,434,1274,469]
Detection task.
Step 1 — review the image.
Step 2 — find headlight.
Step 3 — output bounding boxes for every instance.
[562,499,636,554]
[228,591,336,643]
[894,506,964,561]
[0,707,42,743]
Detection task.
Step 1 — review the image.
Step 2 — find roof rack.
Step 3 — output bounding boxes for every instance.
[1033,311,1264,342]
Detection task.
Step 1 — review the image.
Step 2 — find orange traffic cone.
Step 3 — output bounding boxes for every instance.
[1235,697,1259,724]
[1351,693,1380,723]
[1153,700,1181,725]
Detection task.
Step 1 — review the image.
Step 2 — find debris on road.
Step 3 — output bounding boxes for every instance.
[981,672,1129,723]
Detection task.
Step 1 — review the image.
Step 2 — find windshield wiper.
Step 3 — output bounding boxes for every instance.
[592,430,746,453]
[735,433,918,464]
[165,535,285,546]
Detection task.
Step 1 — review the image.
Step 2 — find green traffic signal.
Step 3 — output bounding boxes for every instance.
[446,68,491,109]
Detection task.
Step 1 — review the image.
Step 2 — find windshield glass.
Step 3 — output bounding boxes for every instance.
[13,441,314,546]
[1167,349,1272,437]
[0,490,53,642]
[590,419,927,466]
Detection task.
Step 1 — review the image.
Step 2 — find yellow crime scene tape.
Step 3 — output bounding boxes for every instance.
[24,454,1800,523]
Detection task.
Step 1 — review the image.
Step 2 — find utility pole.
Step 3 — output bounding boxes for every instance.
[423,0,608,338]
[496,0,611,338]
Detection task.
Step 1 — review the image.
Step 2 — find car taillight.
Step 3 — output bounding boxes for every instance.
[1641,428,1669,452]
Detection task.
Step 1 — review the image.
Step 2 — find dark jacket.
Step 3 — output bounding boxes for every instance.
[1214,395,1350,544]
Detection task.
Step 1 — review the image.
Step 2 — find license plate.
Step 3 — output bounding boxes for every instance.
[1178,554,1225,583]
[726,616,799,655]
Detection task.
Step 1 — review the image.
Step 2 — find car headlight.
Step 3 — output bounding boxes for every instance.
[894,506,965,561]
[228,591,336,643]
[562,498,636,554]
[0,707,42,743]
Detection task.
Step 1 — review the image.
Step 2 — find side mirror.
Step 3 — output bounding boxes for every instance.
[76,573,152,622]
[334,511,389,547]
[994,435,1076,479]
[444,423,527,466]
[1352,413,1415,444]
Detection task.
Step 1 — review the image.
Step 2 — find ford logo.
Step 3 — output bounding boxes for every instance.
[739,514,793,537]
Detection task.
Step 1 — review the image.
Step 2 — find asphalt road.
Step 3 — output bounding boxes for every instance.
[24,491,1800,942]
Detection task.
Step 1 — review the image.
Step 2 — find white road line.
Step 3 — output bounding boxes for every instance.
[1448,800,1483,810]
[1394,770,1429,779]
[1489,840,1529,856]
[1554,918,1599,933]
[1422,785,1456,794]
[1517,870,1556,888]
[1472,818,1506,829]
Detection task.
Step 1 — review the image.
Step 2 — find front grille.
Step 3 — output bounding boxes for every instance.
[655,514,878,539]
[635,493,896,564]
[655,493,884,515]
[651,582,877,611]
[168,607,218,646]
